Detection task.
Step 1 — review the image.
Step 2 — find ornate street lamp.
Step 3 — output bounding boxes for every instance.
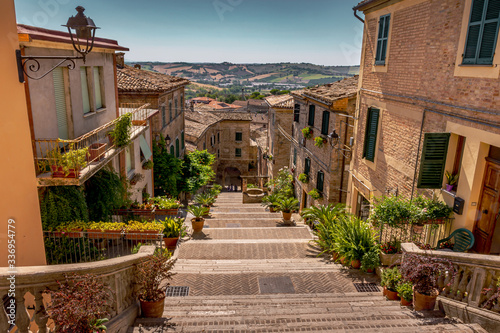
[16,6,100,83]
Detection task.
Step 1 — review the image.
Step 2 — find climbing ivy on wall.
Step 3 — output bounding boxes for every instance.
[40,186,89,231]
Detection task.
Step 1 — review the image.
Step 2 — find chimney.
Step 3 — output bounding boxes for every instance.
[134,64,141,70]
[116,52,125,68]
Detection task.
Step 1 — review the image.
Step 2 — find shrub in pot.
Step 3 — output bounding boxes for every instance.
[381,267,402,300]
[162,217,185,248]
[298,173,309,184]
[308,189,322,200]
[194,192,216,213]
[261,193,281,212]
[444,170,458,192]
[361,250,380,273]
[379,239,403,266]
[311,215,339,259]
[135,249,176,318]
[44,273,112,332]
[400,253,455,311]
[153,196,181,215]
[276,197,299,221]
[301,203,345,227]
[396,282,413,306]
[187,205,209,232]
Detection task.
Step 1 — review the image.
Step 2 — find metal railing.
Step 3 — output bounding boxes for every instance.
[43,230,163,265]
[377,218,454,248]
[119,103,158,125]
[34,103,150,176]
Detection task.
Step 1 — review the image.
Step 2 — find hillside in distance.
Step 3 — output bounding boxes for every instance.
[128,61,359,89]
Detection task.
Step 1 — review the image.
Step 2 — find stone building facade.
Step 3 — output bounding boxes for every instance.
[291,76,358,210]
[185,110,257,189]
[264,95,294,179]
[350,0,500,254]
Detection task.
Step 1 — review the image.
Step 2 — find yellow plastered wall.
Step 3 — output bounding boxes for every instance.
[0,0,46,266]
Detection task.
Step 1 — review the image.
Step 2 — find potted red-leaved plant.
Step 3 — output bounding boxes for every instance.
[400,253,455,311]
[44,273,112,333]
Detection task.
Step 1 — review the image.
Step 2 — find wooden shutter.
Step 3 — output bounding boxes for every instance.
[293,148,297,165]
[176,139,180,158]
[93,67,103,109]
[317,171,324,192]
[53,67,69,140]
[181,131,185,149]
[80,67,91,114]
[375,15,391,65]
[308,105,315,126]
[321,111,330,135]
[294,104,300,122]
[464,0,500,64]
[305,157,311,175]
[170,145,175,156]
[161,106,166,127]
[417,133,451,189]
[169,101,172,121]
[362,108,380,162]
[175,99,178,117]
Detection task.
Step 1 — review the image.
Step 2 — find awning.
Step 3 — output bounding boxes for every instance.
[139,134,152,160]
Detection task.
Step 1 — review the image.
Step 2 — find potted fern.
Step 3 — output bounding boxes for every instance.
[276,197,299,221]
[187,205,209,232]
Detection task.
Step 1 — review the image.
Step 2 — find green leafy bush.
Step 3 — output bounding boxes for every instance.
[396,282,413,302]
[85,168,128,221]
[298,173,309,184]
[380,267,402,292]
[301,204,345,225]
[162,217,185,238]
[361,250,380,271]
[110,113,132,147]
[334,216,378,262]
[153,134,182,197]
[40,186,89,231]
[180,150,216,194]
[308,189,322,200]
[301,127,313,139]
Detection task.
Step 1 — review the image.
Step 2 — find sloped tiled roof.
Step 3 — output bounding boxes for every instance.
[17,24,129,51]
[353,0,379,10]
[264,94,294,109]
[293,76,359,105]
[185,110,252,139]
[117,65,189,93]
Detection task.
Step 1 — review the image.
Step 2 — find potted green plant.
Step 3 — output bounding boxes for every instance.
[209,184,222,198]
[87,222,126,239]
[135,250,176,318]
[44,273,112,332]
[314,136,327,148]
[153,196,181,216]
[48,144,89,178]
[162,217,185,248]
[334,216,377,269]
[53,220,88,238]
[445,170,458,191]
[261,193,281,212]
[379,239,402,266]
[124,221,163,240]
[301,126,313,139]
[187,205,209,232]
[298,173,309,184]
[194,192,216,213]
[361,250,380,273]
[413,196,453,224]
[142,159,154,170]
[396,281,413,306]
[308,189,322,200]
[400,253,455,311]
[276,197,299,221]
[380,267,402,301]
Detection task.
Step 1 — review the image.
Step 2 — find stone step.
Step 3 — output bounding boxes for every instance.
[201,219,285,228]
[177,241,320,260]
[210,207,268,213]
[129,294,485,332]
[209,213,280,219]
[189,227,312,240]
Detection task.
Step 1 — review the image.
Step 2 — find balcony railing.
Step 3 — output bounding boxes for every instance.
[34,103,151,186]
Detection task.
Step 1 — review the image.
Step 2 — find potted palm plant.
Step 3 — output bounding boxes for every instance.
[261,193,281,212]
[400,253,455,311]
[135,250,176,318]
[276,197,299,221]
[194,192,215,214]
[187,205,209,232]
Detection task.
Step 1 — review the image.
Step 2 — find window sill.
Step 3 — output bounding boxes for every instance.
[441,188,456,198]
[96,107,107,114]
[458,63,494,67]
[83,111,96,118]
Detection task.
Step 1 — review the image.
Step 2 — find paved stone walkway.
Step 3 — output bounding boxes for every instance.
[129,192,486,332]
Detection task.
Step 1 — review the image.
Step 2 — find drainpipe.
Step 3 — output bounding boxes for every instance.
[411,109,426,201]
[339,118,349,203]
[353,8,365,23]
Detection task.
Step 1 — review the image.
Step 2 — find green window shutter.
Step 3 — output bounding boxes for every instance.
[294,104,300,122]
[308,105,315,126]
[161,106,166,127]
[321,111,330,135]
[317,171,324,192]
[235,132,242,141]
[417,133,451,189]
[304,157,311,175]
[175,139,180,158]
[93,67,103,109]
[169,101,172,121]
[235,148,242,157]
[181,131,185,149]
[362,108,380,162]
[175,99,178,117]
[80,67,91,114]
[375,14,391,65]
[293,148,297,165]
[53,67,69,140]
[170,145,175,156]
[463,0,500,64]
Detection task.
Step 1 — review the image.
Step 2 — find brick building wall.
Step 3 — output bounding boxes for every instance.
[349,0,500,237]
[267,107,293,178]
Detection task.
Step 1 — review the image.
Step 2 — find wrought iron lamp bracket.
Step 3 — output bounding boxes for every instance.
[16,50,84,83]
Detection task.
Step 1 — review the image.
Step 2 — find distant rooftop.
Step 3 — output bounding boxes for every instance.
[185,110,252,138]
[264,95,294,109]
[17,24,129,51]
[191,97,243,111]
[117,65,189,93]
[292,76,359,105]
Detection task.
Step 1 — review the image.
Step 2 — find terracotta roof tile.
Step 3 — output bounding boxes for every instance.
[293,76,359,105]
[185,110,252,139]
[117,65,189,93]
[264,94,294,109]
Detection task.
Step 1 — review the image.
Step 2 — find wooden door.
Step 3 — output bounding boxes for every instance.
[473,160,500,254]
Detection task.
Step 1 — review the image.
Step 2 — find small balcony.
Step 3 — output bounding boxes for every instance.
[34,103,157,187]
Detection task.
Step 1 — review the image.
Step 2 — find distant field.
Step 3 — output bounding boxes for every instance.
[299,74,332,80]
[189,82,223,91]
[249,73,279,81]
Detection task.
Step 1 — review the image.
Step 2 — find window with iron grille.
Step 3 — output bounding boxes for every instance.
[235,148,242,157]
[294,104,300,122]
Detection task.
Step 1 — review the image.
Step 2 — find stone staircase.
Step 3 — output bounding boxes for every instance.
[128,192,486,332]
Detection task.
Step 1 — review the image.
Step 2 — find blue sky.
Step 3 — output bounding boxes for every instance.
[14,0,364,66]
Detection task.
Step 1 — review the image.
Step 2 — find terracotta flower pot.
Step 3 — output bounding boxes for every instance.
[331,251,339,261]
[383,286,387,296]
[269,206,276,213]
[339,257,347,266]
[87,229,122,240]
[163,236,180,248]
[192,218,205,233]
[351,259,361,269]
[140,297,165,318]
[400,298,412,307]
[366,268,374,273]
[413,289,437,311]
[282,211,292,221]
[379,253,402,266]
[412,224,424,234]
[386,289,400,301]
